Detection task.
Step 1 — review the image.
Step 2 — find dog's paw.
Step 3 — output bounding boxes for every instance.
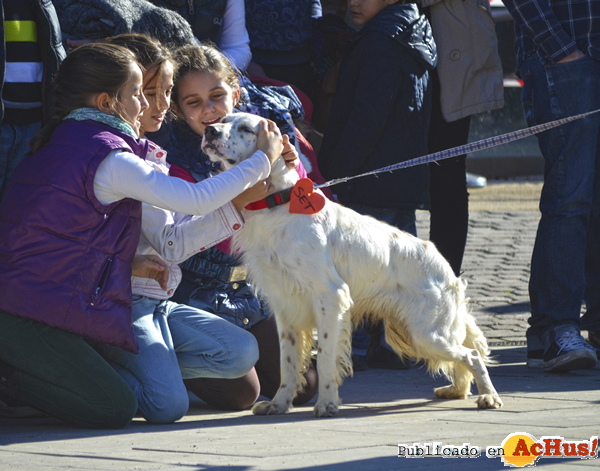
[252,400,289,416]
[313,400,340,417]
[434,384,469,400]
[476,394,503,409]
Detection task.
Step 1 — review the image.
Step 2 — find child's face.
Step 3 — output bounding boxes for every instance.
[348,0,398,26]
[173,70,240,136]
[118,64,148,134]
[139,61,174,135]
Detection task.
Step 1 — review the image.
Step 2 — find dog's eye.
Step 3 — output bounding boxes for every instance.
[240,126,255,134]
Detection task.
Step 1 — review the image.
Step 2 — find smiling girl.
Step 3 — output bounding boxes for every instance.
[165,43,318,410]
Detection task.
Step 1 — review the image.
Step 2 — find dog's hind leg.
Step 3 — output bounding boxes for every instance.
[433,360,473,400]
[470,353,503,409]
[393,313,502,408]
[252,324,305,416]
[383,318,479,402]
[402,320,503,408]
[423,339,502,409]
[460,318,503,409]
[433,346,503,409]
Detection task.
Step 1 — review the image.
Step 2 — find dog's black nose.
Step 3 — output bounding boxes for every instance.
[205,125,219,139]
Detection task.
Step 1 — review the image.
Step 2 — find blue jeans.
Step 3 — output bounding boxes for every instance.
[97,296,259,423]
[0,122,41,201]
[521,54,600,349]
[347,204,417,355]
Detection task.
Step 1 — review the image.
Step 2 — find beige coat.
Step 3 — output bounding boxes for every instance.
[421,0,504,121]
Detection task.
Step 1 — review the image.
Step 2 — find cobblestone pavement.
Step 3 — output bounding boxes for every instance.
[416,183,542,347]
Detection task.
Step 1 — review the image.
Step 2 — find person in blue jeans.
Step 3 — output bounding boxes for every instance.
[504,0,600,372]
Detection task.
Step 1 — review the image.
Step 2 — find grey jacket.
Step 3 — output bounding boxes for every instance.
[422,0,504,121]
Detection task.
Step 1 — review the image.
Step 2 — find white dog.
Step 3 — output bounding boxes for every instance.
[202,113,503,417]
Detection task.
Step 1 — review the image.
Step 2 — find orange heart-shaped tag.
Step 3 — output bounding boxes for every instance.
[289,178,326,215]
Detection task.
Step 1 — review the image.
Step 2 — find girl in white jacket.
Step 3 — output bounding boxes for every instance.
[96,34,299,423]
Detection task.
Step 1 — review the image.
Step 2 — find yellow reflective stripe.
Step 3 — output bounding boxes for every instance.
[4,21,38,42]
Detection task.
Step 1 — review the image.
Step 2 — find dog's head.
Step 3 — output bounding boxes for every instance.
[201,113,265,171]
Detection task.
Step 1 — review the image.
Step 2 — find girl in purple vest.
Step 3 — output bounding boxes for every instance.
[0,43,284,428]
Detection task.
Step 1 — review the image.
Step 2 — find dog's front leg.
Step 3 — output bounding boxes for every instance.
[252,325,303,416]
[313,300,352,418]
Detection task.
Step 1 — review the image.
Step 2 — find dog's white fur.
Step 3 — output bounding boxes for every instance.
[202,113,503,417]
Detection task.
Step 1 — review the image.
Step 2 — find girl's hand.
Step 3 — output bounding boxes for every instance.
[132,254,169,290]
[282,134,299,170]
[257,119,283,165]
[232,177,275,211]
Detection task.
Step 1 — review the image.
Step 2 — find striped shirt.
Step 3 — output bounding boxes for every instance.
[2,0,43,125]
[503,0,600,67]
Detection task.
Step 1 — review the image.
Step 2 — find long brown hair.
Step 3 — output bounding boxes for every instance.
[29,43,141,153]
[106,33,176,86]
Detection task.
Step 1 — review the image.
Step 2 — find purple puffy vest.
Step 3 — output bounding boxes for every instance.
[0,119,149,353]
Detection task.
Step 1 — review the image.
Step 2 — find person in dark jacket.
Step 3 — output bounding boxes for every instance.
[0,0,66,201]
[317,0,436,228]
[317,0,437,370]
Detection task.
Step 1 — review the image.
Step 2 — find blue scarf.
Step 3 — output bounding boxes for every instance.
[65,107,138,138]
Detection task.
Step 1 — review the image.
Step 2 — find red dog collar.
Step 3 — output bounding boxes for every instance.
[245,188,293,211]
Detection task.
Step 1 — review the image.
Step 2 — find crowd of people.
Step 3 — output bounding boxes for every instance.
[0,0,598,428]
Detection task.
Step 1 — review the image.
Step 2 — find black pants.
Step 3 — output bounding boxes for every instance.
[428,73,471,276]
